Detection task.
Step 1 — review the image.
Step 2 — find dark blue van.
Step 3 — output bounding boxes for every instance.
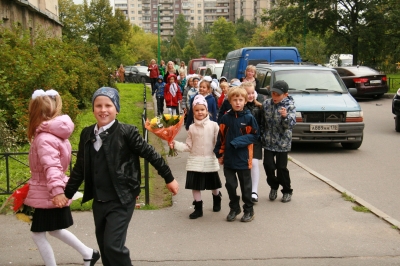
[221,47,302,81]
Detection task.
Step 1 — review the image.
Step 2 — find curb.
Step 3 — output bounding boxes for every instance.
[289,156,400,229]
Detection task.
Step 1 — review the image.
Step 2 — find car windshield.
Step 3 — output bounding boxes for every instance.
[274,70,347,93]
[136,66,148,73]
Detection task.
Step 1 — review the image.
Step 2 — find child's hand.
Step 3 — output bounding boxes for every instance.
[52,194,68,208]
[279,107,287,118]
[169,141,175,149]
[218,156,224,165]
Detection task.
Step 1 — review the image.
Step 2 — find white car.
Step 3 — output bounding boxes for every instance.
[205,63,224,79]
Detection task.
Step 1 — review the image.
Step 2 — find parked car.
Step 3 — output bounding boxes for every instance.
[195,66,207,77]
[188,57,217,74]
[333,66,388,99]
[256,64,365,149]
[205,63,224,79]
[125,65,151,83]
[392,88,400,132]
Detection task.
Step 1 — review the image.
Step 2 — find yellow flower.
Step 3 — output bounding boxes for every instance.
[16,213,32,223]
[150,117,158,126]
[163,114,171,120]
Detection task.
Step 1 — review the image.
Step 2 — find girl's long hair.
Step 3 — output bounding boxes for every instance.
[27,94,62,141]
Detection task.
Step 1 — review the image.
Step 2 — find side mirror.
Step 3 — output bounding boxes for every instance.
[348,88,357,95]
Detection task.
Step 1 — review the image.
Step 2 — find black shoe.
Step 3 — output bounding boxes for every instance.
[251,192,258,203]
[269,189,278,201]
[84,249,100,266]
[281,193,292,203]
[240,211,255,222]
[226,209,241,222]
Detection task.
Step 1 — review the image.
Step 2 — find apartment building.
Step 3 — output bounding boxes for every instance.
[1,0,62,37]
[116,0,274,39]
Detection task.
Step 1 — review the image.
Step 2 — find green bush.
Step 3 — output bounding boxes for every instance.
[0,25,112,144]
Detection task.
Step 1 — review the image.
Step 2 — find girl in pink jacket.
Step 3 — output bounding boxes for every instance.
[24,89,99,266]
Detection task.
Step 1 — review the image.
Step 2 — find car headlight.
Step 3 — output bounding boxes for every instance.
[346,111,363,122]
[397,88,400,96]
[347,111,363,117]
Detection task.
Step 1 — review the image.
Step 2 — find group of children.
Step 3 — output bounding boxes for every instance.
[24,63,296,265]
[168,65,297,223]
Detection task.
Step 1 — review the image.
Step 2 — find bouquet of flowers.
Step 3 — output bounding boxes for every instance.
[145,114,184,156]
[0,183,34,223]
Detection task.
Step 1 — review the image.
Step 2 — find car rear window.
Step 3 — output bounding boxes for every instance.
[275,70,347,92]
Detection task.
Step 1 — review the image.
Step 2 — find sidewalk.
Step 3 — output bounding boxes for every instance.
[1,96,400,265]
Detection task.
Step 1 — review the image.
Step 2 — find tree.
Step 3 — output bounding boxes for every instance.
[235,17,257,46]
[190,24,211,56]
[59,0,86,40]
[208,17,237,60]
[182,39,200,62]
[84,0,130,58]
[260,0,399,68]
[174,14,190,49]
[167,36,182,61]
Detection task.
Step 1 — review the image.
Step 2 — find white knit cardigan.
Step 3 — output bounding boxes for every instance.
[174,115,220,172]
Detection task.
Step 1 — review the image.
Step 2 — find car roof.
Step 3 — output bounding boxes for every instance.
[333,66,380,74]
[256,63,336,72]
[206,63,224,68]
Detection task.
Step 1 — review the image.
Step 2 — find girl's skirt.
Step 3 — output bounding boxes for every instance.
[185,171,222,190]
[31,206,73,232]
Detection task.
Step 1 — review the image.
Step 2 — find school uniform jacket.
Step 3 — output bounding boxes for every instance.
[64,120,174,205]
[174,115,220,172]
[214,109,259,170]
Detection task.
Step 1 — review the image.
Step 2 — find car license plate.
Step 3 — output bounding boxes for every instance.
[370,80,381,84]
[310,124,338,131]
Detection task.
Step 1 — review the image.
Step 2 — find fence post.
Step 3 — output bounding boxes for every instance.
[142,81,150,205]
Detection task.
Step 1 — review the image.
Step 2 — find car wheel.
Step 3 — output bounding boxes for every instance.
[395,115,400,132]
[341,140,362,150]
[373,93,384,99]
[141,77,147,84]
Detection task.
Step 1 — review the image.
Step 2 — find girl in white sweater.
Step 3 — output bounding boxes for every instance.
[171,94,222,219]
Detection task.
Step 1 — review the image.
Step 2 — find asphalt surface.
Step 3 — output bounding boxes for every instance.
[1,93,400,266]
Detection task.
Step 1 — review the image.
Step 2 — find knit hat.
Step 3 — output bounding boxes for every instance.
[271,80,289,95]
[158,75,163,80]
[92,87,120,112]
[192,94,208,109]
[230,80,242,87]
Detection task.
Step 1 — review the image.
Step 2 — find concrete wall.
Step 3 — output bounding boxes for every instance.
[1,0,62,38]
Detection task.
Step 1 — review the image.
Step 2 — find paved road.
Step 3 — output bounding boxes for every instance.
[290,97,400,221]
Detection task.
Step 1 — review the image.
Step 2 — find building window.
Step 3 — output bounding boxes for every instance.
[138,4,141,7]
[198,10,201,14]
[198,4,201,7]
[175,10,179,14]
[131,4,134,7]
[191,10,194,13]
[175,4,179,8]
[138,11,142,14]
[153,17,157,21]
[131,11,134,14]
[131,17,135,20]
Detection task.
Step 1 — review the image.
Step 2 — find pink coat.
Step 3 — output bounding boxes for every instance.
[24,115,74,209]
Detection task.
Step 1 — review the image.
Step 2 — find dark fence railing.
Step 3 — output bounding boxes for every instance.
[389,78,400,91]
[1,82,152,205]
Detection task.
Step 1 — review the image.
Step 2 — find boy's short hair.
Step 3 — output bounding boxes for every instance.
[220,81,229,89]
[228,87,248,102]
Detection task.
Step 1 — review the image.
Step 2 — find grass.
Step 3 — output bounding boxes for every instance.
[342,192,371,213]
[387,73,400,93]
[0,82,171,212]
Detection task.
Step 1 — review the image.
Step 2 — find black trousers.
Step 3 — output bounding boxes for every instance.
[92,199,135,266]
[223,167,253,213]
[156,97,164,116]
[150,78,157,95]
[263,149,293,194]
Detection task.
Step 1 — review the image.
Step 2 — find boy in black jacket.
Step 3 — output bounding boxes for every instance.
[214,86,259,222]
[53,87,179,266]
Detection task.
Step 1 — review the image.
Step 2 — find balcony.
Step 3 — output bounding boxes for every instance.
[142,4,150,10]
[160,0,173,3]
